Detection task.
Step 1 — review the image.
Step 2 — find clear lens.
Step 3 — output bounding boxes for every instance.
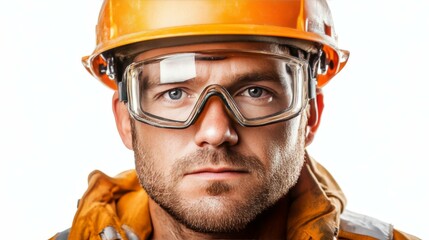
[125,50,308,128]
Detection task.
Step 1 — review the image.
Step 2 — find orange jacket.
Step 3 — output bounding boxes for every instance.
[50,153,419,239]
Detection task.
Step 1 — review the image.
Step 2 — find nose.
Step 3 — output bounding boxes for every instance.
[193,96,238,148]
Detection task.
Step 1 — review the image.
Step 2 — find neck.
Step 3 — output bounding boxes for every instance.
[148,196,290,240]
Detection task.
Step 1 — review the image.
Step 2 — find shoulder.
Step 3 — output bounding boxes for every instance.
[339,210,420,240]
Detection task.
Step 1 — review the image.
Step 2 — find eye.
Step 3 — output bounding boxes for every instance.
[158,88,192,102]
[241,87,269,98]
[154,87,195,105]
[150,86,196,111]
[247,87,263,98]
[166,88,183,100]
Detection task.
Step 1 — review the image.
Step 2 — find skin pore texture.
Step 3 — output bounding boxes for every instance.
[113,42,318,239]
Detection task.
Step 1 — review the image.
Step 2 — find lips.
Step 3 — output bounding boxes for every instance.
[187,167,248,174]
[184,167,249,180]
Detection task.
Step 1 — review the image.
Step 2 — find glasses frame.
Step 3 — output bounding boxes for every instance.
[123,49,310,129]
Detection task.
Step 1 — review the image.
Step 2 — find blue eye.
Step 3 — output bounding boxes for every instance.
[247,87,263,98]
[167,88,183,100]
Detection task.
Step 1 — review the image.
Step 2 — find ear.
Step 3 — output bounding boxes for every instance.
[112,91,133,150]
[305,89,324,147]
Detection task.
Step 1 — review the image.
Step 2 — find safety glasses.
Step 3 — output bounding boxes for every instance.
[122,49,310,128]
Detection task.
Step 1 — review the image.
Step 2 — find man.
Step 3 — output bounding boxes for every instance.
[51,0,419,239]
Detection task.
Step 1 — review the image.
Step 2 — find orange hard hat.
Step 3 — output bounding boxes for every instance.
[82,0,349,90]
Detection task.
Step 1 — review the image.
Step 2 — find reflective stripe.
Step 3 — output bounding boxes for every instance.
[99,226,122,240]
[340,210,394,240]
[122,225,140,240]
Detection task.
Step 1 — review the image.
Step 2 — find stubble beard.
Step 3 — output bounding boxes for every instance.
[131,119,306,233]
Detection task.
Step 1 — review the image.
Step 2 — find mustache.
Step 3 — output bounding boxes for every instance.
[171,148,265,180]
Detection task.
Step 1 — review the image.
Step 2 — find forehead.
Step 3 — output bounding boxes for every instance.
[134,42,284,61]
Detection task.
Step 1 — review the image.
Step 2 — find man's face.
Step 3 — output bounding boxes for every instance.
[129,42,308,233]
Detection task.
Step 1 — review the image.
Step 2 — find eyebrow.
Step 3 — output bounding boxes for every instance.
[141,70,286,90]
[234,71,283,84]
[224,70,287,89]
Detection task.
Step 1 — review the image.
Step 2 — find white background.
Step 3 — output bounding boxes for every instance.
[0,0,427,239]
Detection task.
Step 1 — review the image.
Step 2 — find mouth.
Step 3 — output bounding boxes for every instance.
[184,167,249,181]
[184,167,249,180]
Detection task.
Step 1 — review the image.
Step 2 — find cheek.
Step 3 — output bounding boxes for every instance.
[135,125,194,164]
[241,116,305,165]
